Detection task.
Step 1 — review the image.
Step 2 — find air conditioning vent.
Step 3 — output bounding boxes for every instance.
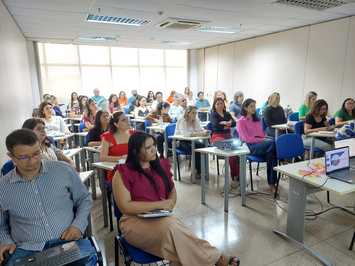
[86,14,151,26]
[158,18,209,30]
[275,0,348,11]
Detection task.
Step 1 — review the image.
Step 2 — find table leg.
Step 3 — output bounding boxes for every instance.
[239,155,247,207]
[224,157,230,212]
[203,139,209,181]
[310,136,314,159]
[74,153,80,171]
[164,131,168,158]
[201,153,206,205]
[89,152,97,199]
[97,168,108,228]
[80,149,86,171]
[273,178,332,266]
[173,139,177,180]
[191,141,196,183]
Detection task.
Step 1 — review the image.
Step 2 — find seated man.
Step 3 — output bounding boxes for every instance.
[0,129,96,266]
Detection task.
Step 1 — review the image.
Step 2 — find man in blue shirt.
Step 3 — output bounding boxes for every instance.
[91,88,107,111]
[128,89,138,107]
[0,129,96,266]
[195,91,210,110]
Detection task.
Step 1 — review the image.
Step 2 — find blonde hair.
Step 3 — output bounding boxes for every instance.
[268,92,280,107]
[183,105,197,121]
[305,91,317,108]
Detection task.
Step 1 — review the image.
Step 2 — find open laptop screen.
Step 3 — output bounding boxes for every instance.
[325,147,350,173]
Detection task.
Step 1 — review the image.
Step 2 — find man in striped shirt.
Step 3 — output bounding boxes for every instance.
[0,129,96,266]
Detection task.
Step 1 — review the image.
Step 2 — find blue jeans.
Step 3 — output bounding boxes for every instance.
[247,139,277,185]
[5,239,97,266]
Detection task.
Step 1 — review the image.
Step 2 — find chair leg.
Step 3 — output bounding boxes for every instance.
[256,162,260,176]
[326,191,331,204]
[249,161,254,191]
[177,155,181,181]
[217,157,220,176]
[114,237,119,266]
[107,189,114,232]
[349,231,355,251]
[274,172,281,199]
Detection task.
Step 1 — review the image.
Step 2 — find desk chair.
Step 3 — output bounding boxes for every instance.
[144,119,152,133]
[350,231,355,250]
[288,112,299,122]
[275,133,304,198]
[165,123,188,181]
[113,203,168,266]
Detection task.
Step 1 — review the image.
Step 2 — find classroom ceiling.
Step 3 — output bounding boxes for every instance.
[3,0,355,49]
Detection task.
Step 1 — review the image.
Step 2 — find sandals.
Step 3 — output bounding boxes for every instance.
[228,256,240,266]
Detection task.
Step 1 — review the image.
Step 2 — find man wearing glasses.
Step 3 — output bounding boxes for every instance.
[0,129,96,266]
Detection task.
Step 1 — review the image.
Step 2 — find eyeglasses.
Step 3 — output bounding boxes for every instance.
[12,150,42,161]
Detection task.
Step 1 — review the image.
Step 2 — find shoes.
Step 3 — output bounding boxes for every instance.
[230,180,240,189]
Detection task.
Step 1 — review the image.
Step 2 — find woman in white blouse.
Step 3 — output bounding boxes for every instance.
[175,106,208,179]
[38,101,69,137]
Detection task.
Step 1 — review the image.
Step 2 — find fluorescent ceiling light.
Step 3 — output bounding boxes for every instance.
[77,36,118,41]
[197,26,241,34]
[86,14,150,26]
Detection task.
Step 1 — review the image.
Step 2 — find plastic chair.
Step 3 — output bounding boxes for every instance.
[349,231,355,250]
[275,134,304,198]
[165,123,188,181]
[1,160,14,176]
[246,155,266,191]
[79,120,86,132]
[113,203,168,266]
[328,117,335,126]
[144,119,152,133]
[288,112,299,122]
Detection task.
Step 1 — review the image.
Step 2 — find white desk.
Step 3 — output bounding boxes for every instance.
[147,123,169,158]
[92,161,117,230]
[51,133,75,148]
[273,159,355,266]
[170,135,210,183]
[307,131,336,159]
[63,147,82,170]
[271,123,291,139]
[75,132,88,147]
[195,145,250,212]
[83,146,101,198]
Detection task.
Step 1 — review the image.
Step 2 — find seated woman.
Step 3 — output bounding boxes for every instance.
[263,92,287,137]
[100,111,132,182]
[151,91,164,111]
[210,97,239,182]
[86,110,110,147]
[50,95,64,117]
[146,102,172,157]
[237,99,278,192]
[335,98,355,126]
[147,90,155,104]
[22,118,74,167]
[38,101,69,137]
[167,90,176,104]
[118,91,128,107]
[108,94,120,113]
[298,91,317,120]
[82,99,98,130]
[175,106,208,179]
[229,91,244,121]
[68,91,81,116]
[78,95,88,114]
[303,99,333,152]
[112,132,240,266]
[134,96,150,118]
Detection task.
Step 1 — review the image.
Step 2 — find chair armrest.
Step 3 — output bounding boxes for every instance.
[88,236,103,266]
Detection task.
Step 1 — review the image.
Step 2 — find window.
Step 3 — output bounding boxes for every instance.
[38,43,187,104]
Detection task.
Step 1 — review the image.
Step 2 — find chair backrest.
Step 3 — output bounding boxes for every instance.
[144,119,152,133]
[276,133,304,160]
[1,160,15,176]
[294,121,304,135]
[256,108,261,117]
[123,106,130,114]
[206,122,213,131]
[79,121,86,132]
[328,117,335,126]
[288,112,299,122]
[165,123,176,146]
[262,117,268,131]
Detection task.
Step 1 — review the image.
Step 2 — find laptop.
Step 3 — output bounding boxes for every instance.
[213,138,242,151]
[14,241,89,266]
[325,147,355,184]
[334,138,355,165]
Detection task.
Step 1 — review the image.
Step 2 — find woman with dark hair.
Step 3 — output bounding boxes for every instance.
[82,99,98,130]
[147,90,155,103]
[134,96,150,118]
[151,91,163,111]
[146,102,172,157]
[38,101,69,136]
[210,97,239,183]
[237,98,278,192]
[335,98,355,126]
[50,95,64,117]
[22,118,74,166]
[68,92,80,115]
[78,95,88,114]
[100,111,133,182]
[303,99,333,151]
[86,110,110,147]
[112,132,240,266]
[108,94,120,113]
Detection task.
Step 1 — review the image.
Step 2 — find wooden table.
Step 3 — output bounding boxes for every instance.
[170,134,211,183]
[195,145,250,212]
[273,158,355,266]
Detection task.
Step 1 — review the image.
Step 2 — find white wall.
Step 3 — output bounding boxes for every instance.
[190,16,355,113]
[0,1,34,164]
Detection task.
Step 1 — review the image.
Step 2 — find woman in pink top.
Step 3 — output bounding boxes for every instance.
[237,98,277,192]
[112,132,240,266]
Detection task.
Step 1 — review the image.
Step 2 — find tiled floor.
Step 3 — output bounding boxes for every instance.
[91,159,355,266]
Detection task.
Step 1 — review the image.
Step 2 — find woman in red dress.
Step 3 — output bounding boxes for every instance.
[100,111,132,182]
